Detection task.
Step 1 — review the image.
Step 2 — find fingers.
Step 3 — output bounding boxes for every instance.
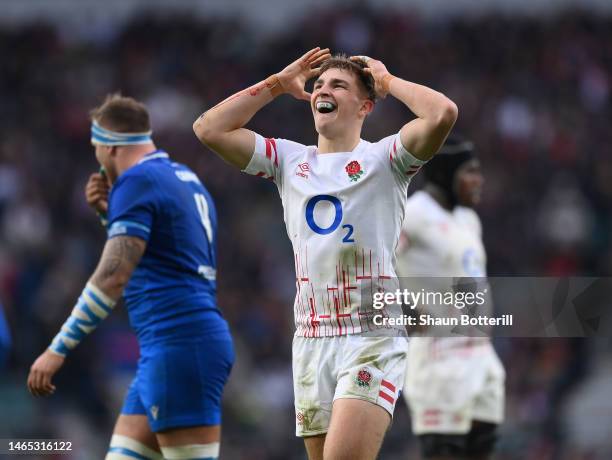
[302,47,329,63]
[350,55,371,66]
[299,91,312,102]
[302,48,331,70]
[88,191,108,204]
[301,47,322,62]
[28,372,56,397]
[86,183,110,198]
[310,52,331,69]
[28,352,60,397]
[27,370,36,396]
[307,67,323,80]
[308,48,331,64]
[86,173,110,208]
[40,371,56,396]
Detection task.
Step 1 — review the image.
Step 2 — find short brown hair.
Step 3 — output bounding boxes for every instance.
[90,93,151,132]
[318,54,377,102]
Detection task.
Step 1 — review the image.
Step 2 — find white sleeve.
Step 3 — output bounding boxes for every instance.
[387,132,427,182]
[242,134,283,184]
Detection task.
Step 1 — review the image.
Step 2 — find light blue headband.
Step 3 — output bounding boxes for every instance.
[91,120,153,146]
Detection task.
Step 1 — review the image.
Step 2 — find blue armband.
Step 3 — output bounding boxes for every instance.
[49,283,116,357]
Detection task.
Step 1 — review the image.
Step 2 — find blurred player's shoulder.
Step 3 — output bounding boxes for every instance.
[405,191,441,223]
[453,205,482,237]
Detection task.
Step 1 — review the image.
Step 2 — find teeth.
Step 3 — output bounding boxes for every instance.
[316,101,336,113]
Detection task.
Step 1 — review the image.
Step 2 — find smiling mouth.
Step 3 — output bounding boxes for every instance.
[316,101,337,114]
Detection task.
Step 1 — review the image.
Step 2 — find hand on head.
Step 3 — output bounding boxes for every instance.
[350,55,394,99]
[276,47,332,101]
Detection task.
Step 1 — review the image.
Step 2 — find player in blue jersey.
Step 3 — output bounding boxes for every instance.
[27,94,234,460]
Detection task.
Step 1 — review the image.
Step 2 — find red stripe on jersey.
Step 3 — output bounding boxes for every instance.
[334,294,343,336]
[265,138,279,167]
[379,391,394,404]
[265,138,272,161]
[381,379,396,393]
[389,141,397,163]
[256,171,275,182]
[269,138,278,167]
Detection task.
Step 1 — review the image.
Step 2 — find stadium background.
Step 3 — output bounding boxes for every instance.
[0,0,611,458]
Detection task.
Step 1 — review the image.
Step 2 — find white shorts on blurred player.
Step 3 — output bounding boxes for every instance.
[405,338,504,435]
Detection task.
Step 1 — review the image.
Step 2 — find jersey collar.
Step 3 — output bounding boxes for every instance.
[138,149,169,164]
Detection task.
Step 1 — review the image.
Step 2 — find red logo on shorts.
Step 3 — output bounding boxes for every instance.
[356,368,372,388]
[296,411,305,425]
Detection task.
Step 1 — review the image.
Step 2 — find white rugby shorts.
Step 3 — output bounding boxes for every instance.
[404,338,505,435]
[293,335,408,437]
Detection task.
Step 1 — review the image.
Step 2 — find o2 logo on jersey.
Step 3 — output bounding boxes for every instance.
[305,195,354,243]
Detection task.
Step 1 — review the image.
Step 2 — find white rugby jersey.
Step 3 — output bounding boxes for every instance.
[244,132,426,337]
[396,190,486,278]
[395,190,489,349]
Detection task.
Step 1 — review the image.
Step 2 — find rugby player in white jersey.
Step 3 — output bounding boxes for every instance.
[396,137,505,460]
[193,48,457,460]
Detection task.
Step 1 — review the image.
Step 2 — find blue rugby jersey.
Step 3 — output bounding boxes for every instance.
[107,150,227,345]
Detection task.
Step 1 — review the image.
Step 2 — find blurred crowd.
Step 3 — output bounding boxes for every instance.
[0,5,611,459]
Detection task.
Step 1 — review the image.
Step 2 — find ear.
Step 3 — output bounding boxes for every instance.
[359,99,374,118]
[108,146,118,158]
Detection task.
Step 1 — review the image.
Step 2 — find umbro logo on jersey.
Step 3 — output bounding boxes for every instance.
[150,405,159,420]
[295,162,310,179]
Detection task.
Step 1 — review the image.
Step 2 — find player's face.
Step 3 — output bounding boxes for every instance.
[311,68,373,138]
[454,159,484,207]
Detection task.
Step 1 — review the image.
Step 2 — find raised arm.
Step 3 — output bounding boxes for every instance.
[193,47,330,169]
[27,235,145,396]
[352,56,458,161]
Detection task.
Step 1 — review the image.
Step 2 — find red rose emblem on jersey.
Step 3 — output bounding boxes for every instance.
[345,161,365,182]
[356,368,372,388]
[346,161,361,175]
